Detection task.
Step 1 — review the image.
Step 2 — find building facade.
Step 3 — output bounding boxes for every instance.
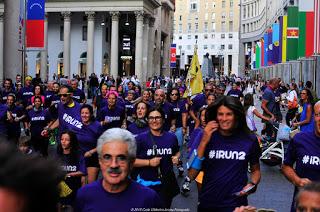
[0,0,175,84]
[173,0,240,77]
[239,0,296,75]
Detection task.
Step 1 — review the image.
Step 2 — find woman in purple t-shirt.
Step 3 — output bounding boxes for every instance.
[127,101,150,136]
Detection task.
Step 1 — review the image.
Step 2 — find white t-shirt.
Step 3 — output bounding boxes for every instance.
[246,106,257,131]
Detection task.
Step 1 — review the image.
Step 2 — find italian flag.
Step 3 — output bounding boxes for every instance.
[298,0,315,58]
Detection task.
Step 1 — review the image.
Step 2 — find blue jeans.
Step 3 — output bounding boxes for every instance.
[175,127,183,149]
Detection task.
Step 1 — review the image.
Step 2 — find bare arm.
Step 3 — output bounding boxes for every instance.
[253,109,270,122]
[296,105,312,126]
[261,100,274,119]
[281,164,311,187]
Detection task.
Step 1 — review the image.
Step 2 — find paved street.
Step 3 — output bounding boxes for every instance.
[172,95,295,212]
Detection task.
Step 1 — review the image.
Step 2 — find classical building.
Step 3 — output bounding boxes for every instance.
[173,0,240,77]
[239,0,296,75]
[0,0,175,83]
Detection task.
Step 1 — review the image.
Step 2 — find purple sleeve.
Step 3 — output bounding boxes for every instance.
[249,136,261,165]
[188,131,203,158]
[180,101,187,113]
[79,155,87,175]
[75,188,85,212]
[283,138,297,166]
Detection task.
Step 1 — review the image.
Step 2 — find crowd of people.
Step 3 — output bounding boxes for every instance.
[0,72,319,212]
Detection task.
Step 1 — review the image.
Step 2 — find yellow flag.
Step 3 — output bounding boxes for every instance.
[183,46,204,98]
[59,181,73,197]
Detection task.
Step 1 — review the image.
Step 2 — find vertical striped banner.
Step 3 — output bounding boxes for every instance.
[256,42,261,69]
[272,23,280,64]
[268,29,273,65]
[287,6,299,61]
[315,0,320,54]
[264,33,269,65]
[282,15,288,62]
[279,16,283,63]
[261,38,265,67]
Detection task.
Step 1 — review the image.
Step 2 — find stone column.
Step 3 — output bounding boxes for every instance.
[40,13,48,82]
[110,11,120,78]
[147,17,155,79]
[86,11,95,78]
[135,11,144,83]
[62,11,71,78]
[142,16,149,87]
[4,0,22,80]
[162,35,171,76]
[0,13,4,83]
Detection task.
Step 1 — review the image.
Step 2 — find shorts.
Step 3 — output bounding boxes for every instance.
[195,171,204,184]
[84,153,99,168]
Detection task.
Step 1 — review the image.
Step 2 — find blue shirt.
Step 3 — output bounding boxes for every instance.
[75,180,162,212]
[300,103,315,132]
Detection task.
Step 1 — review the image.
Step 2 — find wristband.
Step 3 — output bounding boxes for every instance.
[187,149,205,170]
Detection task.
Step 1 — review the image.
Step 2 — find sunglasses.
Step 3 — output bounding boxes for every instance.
[171,93,179,96]
[59,93,71,97]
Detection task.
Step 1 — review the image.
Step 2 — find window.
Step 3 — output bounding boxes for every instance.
[211,22,216,32]
[221,21,226,32]
[204,22,208,32]
[188,23,192,33]
[229,11,234,18]
[211,44,215,49]
[204,34,208,39]
[228,44,233,50]
[178,45,182,50]
[179,15,182,21]
[211,34,215,39]
[229,21,233,31]
[222,0,226,8]
[187,45,191,50]
[105,27,109,42]
[230,0,234,7]
[179,36,182,40]
[212,2,216,8]
[221,45,225,50]
[243,7,246,18]
[204,45,208,50]
[221,12,226,19]
[82,26,87,41]
[178,24,182,33]
[195,15,198,21]
[195,22,199,32]
[205,13,208,20]
[221,34,225,39]
[60,25,64,41]
[188,34,191,39]
[212,13,216,20]
[190,2,197,11]
[229,33,233,38]
[195,35,198,39]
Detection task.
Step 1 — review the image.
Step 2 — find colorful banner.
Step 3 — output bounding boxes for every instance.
[261,38,265,67]
[282,15,288,62]
[272,23,280,64]
[264,33,269,66]
[268,29,273,66]
[26,0,45,48]
[170,44,177,68]
[287,6,299,61]
[279,17,283,63]
[315,0,320,54]
[298,0,315,58]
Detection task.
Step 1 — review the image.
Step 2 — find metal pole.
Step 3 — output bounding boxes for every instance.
[22,0,27,85]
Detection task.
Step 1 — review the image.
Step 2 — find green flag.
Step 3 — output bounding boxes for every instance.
[256,42,261,68]
[287,6,299,61]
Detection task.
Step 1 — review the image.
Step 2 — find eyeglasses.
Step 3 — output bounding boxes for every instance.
[171,93,179,96]
[100,154,128,165]
[148,116,162,121]
[59,93,71,97]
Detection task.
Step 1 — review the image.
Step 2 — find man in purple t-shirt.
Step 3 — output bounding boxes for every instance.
[282,101,320,211]
[75,128,162,211]
[227,83,244,101]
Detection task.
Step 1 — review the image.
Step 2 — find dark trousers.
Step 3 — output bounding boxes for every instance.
[286,108,297,126]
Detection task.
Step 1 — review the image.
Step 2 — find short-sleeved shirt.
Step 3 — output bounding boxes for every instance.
[171,100,187,128]
[75,180,162,212]
[58,102,82,135]
[76,121,103,153]
[127,121,149,136]
[283,131,320,182]
[0,104,8,136]
[135,131,179,181]
[149,102,175,131]
[190,93,206,113]
[262,87,276,115]
[98,105,125,131]
[199,131,261,208]
[72,88,86,103]
[227,89,244,99]
[28,108,52,137]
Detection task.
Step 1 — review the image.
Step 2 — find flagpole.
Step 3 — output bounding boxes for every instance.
[22,0,27,85]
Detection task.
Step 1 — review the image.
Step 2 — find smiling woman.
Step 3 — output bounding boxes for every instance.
[188,96,262,212]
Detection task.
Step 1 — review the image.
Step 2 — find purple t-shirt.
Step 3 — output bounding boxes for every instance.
[98,105,125,131]
[149,101,175,131]
[227,89,244,99]
[187,127,203,150]
[284,131,320,182]
[1,89,15,104]
[28,108,52,137]
[58,102,82,134]
[75,179,162,212]
[0,104,7,135]
[124,100,135,118]
[171,100,187,128]
[44,90,55,108]
[7,105,25,135]
[18,86,34,106]
[135,131,179,181]
[72,88,86,103]
[127,121,149,136]
[76,121,103,153]
[199,131,261,208]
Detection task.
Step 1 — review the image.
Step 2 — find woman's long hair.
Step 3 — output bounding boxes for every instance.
[206,96,251,135]
[243,93,254,113]
[57,130,80,164]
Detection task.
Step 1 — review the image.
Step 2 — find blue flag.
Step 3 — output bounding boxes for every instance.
[27,0,45,20]
[272,23,280,64]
